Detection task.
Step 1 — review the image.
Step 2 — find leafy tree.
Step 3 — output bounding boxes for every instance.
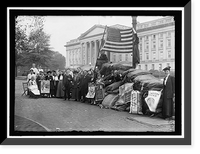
[49,51,66,70]
[15,17,30,76]
[15,16,66,75]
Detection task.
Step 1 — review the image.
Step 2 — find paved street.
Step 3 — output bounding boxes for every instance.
[15,78,174,132]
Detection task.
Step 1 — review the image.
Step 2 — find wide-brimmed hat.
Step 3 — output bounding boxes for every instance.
[47,71,52,74]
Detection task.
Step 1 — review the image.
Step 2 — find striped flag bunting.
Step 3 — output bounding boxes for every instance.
[101,26,135,53]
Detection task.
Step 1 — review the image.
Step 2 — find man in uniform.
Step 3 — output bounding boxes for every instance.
[162,66,175,120]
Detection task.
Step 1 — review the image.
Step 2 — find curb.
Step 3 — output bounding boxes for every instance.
[15,115,51,132]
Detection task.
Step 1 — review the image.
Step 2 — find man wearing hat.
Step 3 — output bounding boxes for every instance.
[162,66,175,120]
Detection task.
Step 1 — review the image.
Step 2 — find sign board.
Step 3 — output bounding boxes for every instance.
[145,90,161,112]
[130,90,142,114]
[86,85,96,98]
[40,80,50,94]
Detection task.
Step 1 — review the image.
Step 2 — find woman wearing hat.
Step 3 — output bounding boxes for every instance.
[46,70,55,98]
[27,68,36,82]
[162,66,175,120]
[56,70,65,98]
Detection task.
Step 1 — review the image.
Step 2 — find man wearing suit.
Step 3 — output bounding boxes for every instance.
[162,66,175,120]
[63,70,73,100]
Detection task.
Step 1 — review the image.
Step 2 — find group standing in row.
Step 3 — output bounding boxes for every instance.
[27,63,100,102]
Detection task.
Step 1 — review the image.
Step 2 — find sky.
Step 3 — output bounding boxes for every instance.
[43,16,164,56]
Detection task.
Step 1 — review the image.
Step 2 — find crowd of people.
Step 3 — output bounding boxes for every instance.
[26,63,101,103]
[25,62,175,120]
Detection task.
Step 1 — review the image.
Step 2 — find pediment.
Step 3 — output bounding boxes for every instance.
[79,25,105,40]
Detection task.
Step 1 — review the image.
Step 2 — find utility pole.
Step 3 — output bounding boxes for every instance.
[132,16,137,68]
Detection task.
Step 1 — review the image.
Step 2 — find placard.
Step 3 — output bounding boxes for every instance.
[86,85,96,98]
[145,90,161,112]
[40,80,50,94]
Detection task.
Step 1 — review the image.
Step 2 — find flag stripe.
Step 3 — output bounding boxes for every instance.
[121,33,133,37]
[102,47,133,53]
[105,40,133,45]
[121,37,133,41]
[104,44,133,49]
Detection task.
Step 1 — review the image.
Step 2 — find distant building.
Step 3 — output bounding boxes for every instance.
[64,16,175,71]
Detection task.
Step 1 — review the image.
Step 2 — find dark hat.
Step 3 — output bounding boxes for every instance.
[47,71,52,74]
[163,66,171,71]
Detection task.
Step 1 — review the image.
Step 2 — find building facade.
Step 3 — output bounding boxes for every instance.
[65,25,106,68]
[65,16,175,71]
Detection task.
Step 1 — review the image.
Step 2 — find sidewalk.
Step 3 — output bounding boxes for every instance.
[15,115,49,132]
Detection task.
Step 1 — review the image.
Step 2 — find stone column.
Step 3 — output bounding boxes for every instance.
[80,43,83,65]
[94,40,97,64]
[85,42,88,65]
[89,41,92,66]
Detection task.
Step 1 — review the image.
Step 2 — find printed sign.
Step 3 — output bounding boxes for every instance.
[40,80,50,94]
[145,90,161,112]
[130,90,142,114]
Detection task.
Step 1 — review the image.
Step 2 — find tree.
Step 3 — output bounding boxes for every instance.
[49,52,66,70]
[15,16,54,71]
[15,17,30,76]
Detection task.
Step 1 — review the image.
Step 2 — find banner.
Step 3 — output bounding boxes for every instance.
[40,80,50,94]
[145,90,162,112]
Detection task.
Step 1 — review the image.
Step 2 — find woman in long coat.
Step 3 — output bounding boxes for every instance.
[71,70,80,101]
[80,71,93,103]
[162,66,175,120]
[56,71,64,98]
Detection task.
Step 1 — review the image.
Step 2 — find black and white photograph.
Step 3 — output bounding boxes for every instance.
[3,5,191,145]
[14,15,176,133]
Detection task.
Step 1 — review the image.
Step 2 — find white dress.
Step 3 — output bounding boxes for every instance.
[28,80,40,95]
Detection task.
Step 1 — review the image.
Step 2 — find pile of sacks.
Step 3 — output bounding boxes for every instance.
[99,66,164,116]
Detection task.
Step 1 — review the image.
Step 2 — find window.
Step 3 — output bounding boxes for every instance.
[168,50,171,58]
[167,32,171,37]
[160,51,163,59]
[145,42,149,50]
[140,44,142,51]
[167,63,170,67]
[119,54,122,61]
[138,65,141,69]
[167,39,171,47]
[152,41,156,49]
[152,34,156,39]
[152,64,155,70]
[159,40,163,49]
[145,64,148,70]
[113,54,116,62]
[159,64,162,70]
[145,36,149,40]
[125,54,128,61]
[139,37,142,41]
[152,52,156,60]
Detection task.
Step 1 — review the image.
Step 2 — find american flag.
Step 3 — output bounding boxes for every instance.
[101,26,135,53]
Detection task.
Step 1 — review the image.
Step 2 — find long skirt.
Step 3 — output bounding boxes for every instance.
[72,87,80,100]
[56,80,64,98]
[162,98,174,118]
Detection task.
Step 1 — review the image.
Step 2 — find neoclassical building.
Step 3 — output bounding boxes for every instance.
[64,16,175,71]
